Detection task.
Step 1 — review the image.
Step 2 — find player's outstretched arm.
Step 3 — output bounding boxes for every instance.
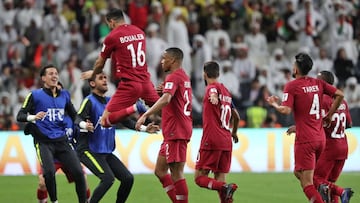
[266,95,291,115]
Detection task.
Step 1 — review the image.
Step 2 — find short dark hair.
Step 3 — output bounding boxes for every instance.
[318,70,334,85]
[40,64,58,77]
[88,71,102,83]
[295,53,313,75]
[165,47,183,62]
[203,61,220,79]
[105,9,124,22]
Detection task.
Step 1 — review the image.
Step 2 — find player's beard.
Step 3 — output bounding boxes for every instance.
[292,73,296,78]
[204,79,208,86]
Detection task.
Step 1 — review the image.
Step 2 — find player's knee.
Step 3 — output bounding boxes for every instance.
[42,170,55,179]
[293,170,301,180]
[101,174,115,187]
[194,176,202,186]
[38,182,47,190]
[121,173,134,187]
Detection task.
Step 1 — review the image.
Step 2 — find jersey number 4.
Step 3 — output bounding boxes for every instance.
[309,94,320,119]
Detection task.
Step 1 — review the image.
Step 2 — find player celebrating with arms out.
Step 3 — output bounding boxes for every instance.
[266,53,344,203]
[194,61,240,203]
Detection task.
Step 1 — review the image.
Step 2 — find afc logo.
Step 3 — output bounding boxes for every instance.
[42,108,65,121]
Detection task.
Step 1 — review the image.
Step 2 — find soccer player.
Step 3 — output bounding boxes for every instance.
[81,8,159,127]
[135,47,193,203]
[76,71,159,203]
[17,64,92,203]
[314,71,354,203]
[266,53,344,203]
[194,61,240,203]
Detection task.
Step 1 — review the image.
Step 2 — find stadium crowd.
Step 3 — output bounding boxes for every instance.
[1,0,360,130]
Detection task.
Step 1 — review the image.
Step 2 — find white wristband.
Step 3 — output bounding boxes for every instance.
[79,121,87,129]
[27,115,36,122]
[140,125,147,132]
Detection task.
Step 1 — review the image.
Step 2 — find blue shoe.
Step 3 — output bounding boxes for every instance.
[318,184,330,203]
[135,100,148,114]
[341,188,354,203]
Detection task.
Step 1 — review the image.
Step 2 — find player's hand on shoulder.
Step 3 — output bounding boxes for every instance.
[209,93,219,105]
[286,125,296,135]
[322,114,332,128]
[81,70,94,80]
[145,122,160,133]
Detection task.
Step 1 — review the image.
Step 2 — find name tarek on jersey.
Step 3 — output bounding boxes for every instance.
[302,85,319,93]
[119,34,145,43]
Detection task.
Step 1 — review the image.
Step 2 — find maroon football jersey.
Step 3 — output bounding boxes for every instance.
[201,82,233,151]
[281,77,337,143]
[321,95,351,160]
[101,24,150,82]
[162,69,193,141]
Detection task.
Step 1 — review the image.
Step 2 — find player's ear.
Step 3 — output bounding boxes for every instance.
[89,80,96,88]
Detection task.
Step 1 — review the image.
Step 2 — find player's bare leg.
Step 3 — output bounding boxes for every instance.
[169,161,188,203]
[295,170,324,203]
[155,155,176,203]
[37,174,48,203]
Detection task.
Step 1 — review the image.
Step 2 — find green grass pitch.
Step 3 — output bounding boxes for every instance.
[0,172,358,202]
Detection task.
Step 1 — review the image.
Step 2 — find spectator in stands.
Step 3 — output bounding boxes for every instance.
[232,43,257,103]
[127,0,148,31]
[42,2,69,47]
[65,20,85,59]
[15,0,43,36]
[0,91,18,130]
[334,47,355,88]
[246,98,267,128]
[0,20,18,64]
[93,9,110,46]
[244,22,269,67]
[0,0,16,29]
[59,57,84,110]
[22,18,44,67]
[278,0,296,42]
[288,0,326,48]
[192,34,212,99]
[218,60,241,105]
[205,17,231,59]
[309,48,333,77]
[268,48,291,79]
[329,11,357,63]
[145,23,169,85]
[166,8,192,75]
[148,1,166,39]
[343,77,360,109]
